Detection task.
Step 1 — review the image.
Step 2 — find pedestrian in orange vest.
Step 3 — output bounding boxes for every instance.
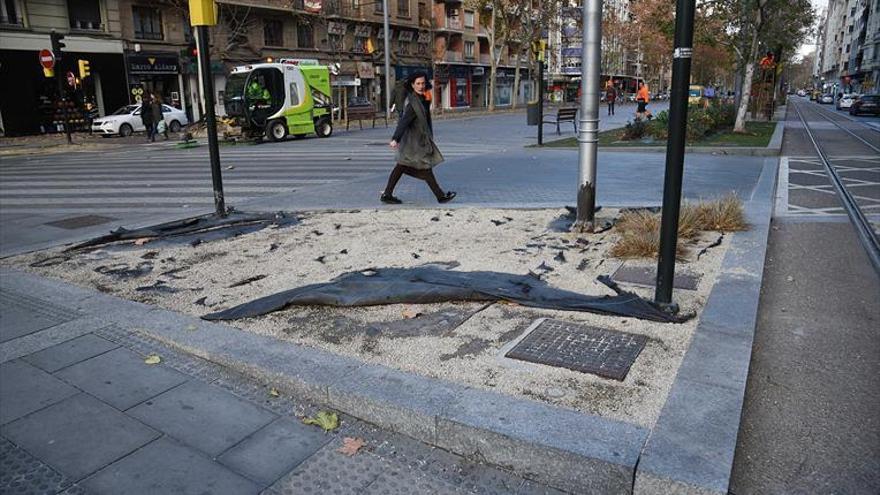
[636,81,650,120]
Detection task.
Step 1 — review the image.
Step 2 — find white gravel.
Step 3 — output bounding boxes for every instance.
[7,207,730,428]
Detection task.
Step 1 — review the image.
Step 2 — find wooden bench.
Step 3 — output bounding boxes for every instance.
[345,105,388,130]
[543,107,578,135]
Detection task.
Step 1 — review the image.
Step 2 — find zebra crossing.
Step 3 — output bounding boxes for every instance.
[0,139,498,215]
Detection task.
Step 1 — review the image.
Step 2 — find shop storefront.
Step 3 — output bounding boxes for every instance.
[126,54,185,109]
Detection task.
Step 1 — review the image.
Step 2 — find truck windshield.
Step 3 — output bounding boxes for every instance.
[225,73,248,102]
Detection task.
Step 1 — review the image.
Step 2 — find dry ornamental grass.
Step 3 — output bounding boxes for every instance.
[611,194,747,259]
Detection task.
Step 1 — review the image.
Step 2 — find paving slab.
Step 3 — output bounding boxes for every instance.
[55,347,189,410]
[1,393,159,480]
[127,380,277,457]
[217,417,332,485]
[0,290,79,343]
[0,436,78,494]
[82,437,260,495]
[23,333,119,373]
[0,360,79,425]
[1,316,114,364]
[269,442,390,495]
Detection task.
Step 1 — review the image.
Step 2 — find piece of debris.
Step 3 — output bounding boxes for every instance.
[339,249,348,254]
[228,274,267,288]
[193,296,208,306]
[268,243,280,252]
[490,219,506,226]
[133,237,151,246]
[411,253,421,259]
[696,234,724,260]
[269,388,280,398]
[315,255,326,264]
[430,217,440,222]
[334,224,342,230]
[141,251,159,260]
[445,212,453,217]
[185,324,198,332]
[536,261,554,272]
[554,251,567,263]
[302,411,339,432]
[226,165,235,170]
[190,238,203,247]
[144,354,161,365]
[402,308,422,319]
[576,259,590,271]
[135,280,179,293]
[312,230,323,236]
[338,437,366,456]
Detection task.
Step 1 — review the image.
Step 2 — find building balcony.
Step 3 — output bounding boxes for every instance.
[480,54,490,64]
[445,51,463,62]
[436,17,463,31]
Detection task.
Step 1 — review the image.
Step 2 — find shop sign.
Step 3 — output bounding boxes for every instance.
[129,56,179,75]
[561,47,582,57]
[357,62,375,79]
[332,75,361,87]
[473,67,485,76]
[130,85,145,103]
[304,0,322,13]
[354,24,371,37]
[328,22,347,35]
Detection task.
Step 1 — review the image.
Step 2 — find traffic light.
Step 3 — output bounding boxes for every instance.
[50,31,66,60]
[77,59,91,79]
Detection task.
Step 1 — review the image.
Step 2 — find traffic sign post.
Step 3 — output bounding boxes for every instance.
[39,49,55,69]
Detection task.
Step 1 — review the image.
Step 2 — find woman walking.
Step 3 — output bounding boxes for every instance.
[381,72,455,204]
[150,93,166,141]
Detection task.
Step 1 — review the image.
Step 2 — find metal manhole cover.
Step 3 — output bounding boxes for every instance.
[611,264,700,290]
[505,319,646,381]
[44,215,116,230]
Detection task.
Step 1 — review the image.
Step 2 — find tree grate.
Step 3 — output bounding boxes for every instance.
[505,319,647,381]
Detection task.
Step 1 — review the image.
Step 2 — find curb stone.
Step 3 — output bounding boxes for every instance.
[633,156,778,494]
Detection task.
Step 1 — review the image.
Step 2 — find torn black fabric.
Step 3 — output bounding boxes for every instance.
[203,264,683,323]
[64,210,297,252]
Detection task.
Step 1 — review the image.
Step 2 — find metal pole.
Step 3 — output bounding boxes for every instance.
[538,58,544,146]
[654,0,696,307]
[573,0,601,232]
[196,25,226,217]
[56,73,72,144]
[382,0,392,120]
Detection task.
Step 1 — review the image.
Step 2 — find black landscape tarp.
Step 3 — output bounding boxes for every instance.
[203,263,684,323]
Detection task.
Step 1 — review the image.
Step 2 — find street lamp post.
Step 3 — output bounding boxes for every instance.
[654,0,696,307]
[574,0,602,232]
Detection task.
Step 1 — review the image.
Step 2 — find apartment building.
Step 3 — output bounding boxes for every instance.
[818,0,879,94]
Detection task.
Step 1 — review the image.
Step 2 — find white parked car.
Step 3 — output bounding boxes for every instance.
[836,93,858,109]
[92,104,188,137]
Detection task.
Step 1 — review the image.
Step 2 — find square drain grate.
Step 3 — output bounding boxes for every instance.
[611,263,700,291]
[45,214,116,230]
[505,319,646,381]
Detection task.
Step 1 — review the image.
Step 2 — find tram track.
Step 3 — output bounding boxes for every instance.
[791,100,880,274]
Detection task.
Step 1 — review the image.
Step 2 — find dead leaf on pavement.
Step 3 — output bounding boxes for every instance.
[185,324,198,332]
[144,354,161,365]
[269,388,280,397]
[338,437,366,456]
[302,410,339,432]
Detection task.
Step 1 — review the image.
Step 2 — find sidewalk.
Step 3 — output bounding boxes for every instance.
[1,269,559,494]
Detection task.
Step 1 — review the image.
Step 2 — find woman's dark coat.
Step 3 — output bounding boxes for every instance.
[140,97,153,126]
[391,93,443,170]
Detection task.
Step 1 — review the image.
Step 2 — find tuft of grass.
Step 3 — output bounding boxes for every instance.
[694,193,748,232]
[610,195,747,259]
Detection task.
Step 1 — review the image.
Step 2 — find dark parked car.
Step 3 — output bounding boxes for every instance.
[849,94,880,116]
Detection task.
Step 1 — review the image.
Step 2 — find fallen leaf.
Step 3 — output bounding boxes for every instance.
[134,237,151,246]
[302,411,339,432]
[402,308,422,319]
[338,437,366,456]
[269,388,280,397]
[144,354,161,365]
[185,324,198,332]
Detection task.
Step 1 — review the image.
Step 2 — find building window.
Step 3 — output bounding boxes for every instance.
[464,10,474,28]
[1,0,24,26]
[329,33,345,51]
[465,41,474,59]
[297,24,314,48]
[353,36,368,53]
[398,41,410,54]
[375,0,383,13]
[351,0,359,9]
[132,6,163,40]
[397,0,409,17]
[68,0,102,30]
[264,19,283,46]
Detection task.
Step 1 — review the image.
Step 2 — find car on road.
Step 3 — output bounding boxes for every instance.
[818,94,834,104]
[92,104,188,137]
[849,94,880,116]
[836,93,858,110]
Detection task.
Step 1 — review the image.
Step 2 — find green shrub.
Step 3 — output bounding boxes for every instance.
[686,107,714,141]
[653,110,670,125]
[622,119,648,140]
[646,120,668,140]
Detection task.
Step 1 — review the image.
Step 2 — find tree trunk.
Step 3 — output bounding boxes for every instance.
[488,15,497,111]
[512,52,521,109]
[734,30,759,133]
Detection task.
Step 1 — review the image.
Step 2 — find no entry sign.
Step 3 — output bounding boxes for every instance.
[39,49,55,69]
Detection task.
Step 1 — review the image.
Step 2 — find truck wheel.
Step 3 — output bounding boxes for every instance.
[267,119,288,142]
[316,117,332,138]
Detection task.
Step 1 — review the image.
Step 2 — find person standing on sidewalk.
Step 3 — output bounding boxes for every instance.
[150,93,165,142]
[381,72,455,205]
[636,81,650,120]
[140,93,154,142]
[605,80,617,116]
